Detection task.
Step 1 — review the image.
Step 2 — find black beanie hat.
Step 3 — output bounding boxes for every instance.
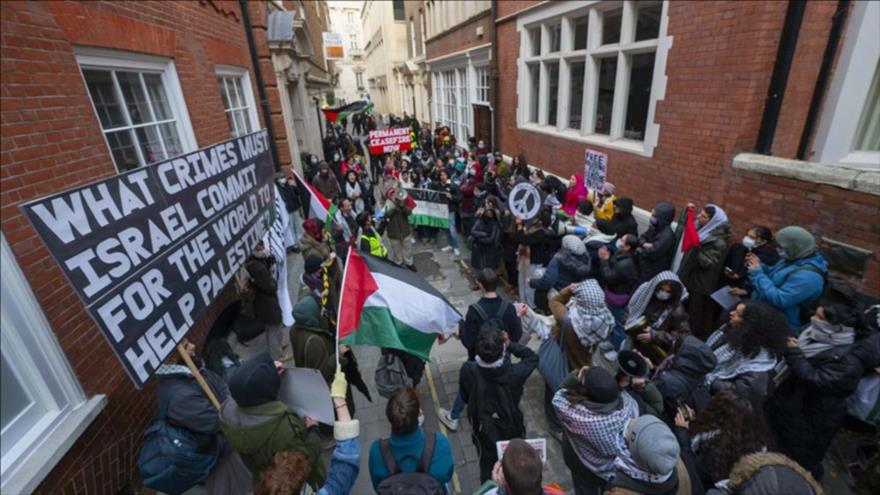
[581,366,619,403]
[304,254,324,274]
[229,352,280,407]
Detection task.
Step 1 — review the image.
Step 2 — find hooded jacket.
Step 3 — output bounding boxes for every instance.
[290,296,337,384]
[312,166,340,200]
[531,250,592,291]
[563,173,588,216]
[597,197,639,239]
[748,252,827,332]
[678,222,731,295]
[705,452,823,495]
[220,353,325,487]
[600,250,641,296]
[246,257,282,326]
[653,336,717,412]
[639,203,676,283]
[470,212,502,270]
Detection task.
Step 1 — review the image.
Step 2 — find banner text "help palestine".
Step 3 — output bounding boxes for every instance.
[21,130,275,387]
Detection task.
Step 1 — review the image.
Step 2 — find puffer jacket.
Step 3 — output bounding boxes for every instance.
[705,452,822,495]
[765,332,879,480]
[748,253,828,332]
[530,250,592,291]
[599,250,640,295]
[654,336,717,413]
[678,223,731,295]
[638,203,676,283]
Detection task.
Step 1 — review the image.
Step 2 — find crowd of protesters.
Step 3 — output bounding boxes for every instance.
[141,111,879,495]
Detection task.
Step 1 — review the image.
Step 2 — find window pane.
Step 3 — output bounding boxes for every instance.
[393,0,405,21]
[635,3,662,41]
[106,130,141,170]
[235,110,251,136]
[218,78,231,110]
[569,61,585,129]
[573,16,589,50]
[117,72,153,124]
[135,125,166,164]
[1,351,32,432]
[528,64,540,123]
[227,78,243,109]
[602,8,622,45]
[595,57,617,135]
[234,78,247,109]
[548,24,561,53]
[547,62,559,126]
[158,122,184,157]
[624,53,656,141]
[854,63,880,151]
[83,69,126,129]
[529,28,541,56]
[144,74,172,120]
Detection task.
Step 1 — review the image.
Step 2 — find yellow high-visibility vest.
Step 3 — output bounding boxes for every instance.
[360,232,388,258]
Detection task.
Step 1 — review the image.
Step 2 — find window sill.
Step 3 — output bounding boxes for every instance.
[516,123,651,157]
[2,395,107,495]
[732,153,880,196]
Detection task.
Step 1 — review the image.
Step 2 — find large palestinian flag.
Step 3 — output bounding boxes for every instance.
[338,250,461,361]
[292,170,331,221]
[322,100,373,123]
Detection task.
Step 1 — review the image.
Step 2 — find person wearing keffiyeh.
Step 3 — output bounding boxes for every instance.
[624,271,692,365]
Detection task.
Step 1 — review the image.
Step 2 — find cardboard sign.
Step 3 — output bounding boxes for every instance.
[20,130,275,388]
[278,367,335,425]
[496,438,548,463]
[369,127,412,155]
[584,148,608,192]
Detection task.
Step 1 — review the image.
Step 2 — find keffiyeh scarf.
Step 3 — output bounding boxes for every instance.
[626,271,688,328]
[569,280,615,346]
[704,328,776,386]
[614,435,674,484]
[697,204,729,242]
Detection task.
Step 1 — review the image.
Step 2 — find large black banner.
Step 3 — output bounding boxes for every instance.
[20,130,275,388]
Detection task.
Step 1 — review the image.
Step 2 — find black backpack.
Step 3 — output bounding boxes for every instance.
[376,432,444,495]
[468,369,525,449]
[472,299,510,334]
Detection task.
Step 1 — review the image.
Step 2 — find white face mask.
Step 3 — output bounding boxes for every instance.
[334,154,340,161]
[655,290,672,301]
[253,249,268,259]
[615,239,624,250]
[742,236,757,249]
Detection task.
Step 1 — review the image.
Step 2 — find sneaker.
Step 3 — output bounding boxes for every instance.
[438,408,459,431]
[440,246,452,252]
[410,238,417,245]
[453,248,460,257]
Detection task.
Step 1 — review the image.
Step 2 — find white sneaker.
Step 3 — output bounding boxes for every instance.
[440,246,452,252]
[410,237,417,245]
[453,248,460,257]
[438,408,459,431]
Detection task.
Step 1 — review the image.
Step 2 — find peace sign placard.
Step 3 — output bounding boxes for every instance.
[508,182,542,221]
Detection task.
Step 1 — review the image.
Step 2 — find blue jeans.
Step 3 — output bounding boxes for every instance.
[446,211,459,250]
[609,304,627,350]
[450,391,465,420]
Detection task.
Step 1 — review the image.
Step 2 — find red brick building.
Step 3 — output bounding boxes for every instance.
[494,0,879,296]
[0,1,296,493]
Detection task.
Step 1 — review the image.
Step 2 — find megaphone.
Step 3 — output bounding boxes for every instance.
[556,223,588,237]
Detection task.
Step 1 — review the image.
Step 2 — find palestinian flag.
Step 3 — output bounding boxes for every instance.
[671,207,700,272]
[293,170,331,221]
[322,100,373,123]
[338,250,461,361]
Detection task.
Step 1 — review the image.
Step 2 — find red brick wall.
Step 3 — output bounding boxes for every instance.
[495,1,880,295]
[425,10,493,60]
[0,1,277,493]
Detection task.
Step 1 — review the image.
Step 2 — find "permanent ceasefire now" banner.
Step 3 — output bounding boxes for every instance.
[20,130,275,388]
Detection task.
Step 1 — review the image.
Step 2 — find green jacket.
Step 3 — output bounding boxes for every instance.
[678,223,731,295]
[290,325,337,384]
[220,400,325,488]
[385,201,412,239]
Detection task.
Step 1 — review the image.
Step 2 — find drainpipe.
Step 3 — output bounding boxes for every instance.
[240,0,280,170]
[490,0,499,152]
[755,0,806,155]
[797,0,850,160]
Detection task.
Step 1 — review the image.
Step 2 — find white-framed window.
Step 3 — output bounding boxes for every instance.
[516,0,670,157]
[0,234,106,494]
[410,20,417,57]
[811,0,879,169]
[76,47,197,172]
[216,66,259,138]
[475,65,490,103]
[347,11,355,24]
[458,67,471,139]
[356,71,365,89]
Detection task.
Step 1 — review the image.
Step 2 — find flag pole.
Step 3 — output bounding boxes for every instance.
[176,343,222,411]
[335,247,354,367]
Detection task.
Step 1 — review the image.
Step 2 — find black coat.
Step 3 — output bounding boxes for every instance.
[246,257,282,326]
[765,333,879,479]
[654,336,717,416]
[515,227,561,266]
[470,216,501,270]
[596,197,639,239]
[278,182,301,213]
[638,202,676,282]
[599,250,640,295]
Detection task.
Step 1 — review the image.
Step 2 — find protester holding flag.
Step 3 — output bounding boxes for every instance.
[677,203,732,337]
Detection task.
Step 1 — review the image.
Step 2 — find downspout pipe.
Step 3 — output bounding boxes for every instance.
[490,0,499,152]
[755,0,806,155]
[797,0,850,160]
[240,0,281,170]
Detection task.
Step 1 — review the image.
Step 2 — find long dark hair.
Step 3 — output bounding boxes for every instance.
[727,300,789,358]
[690,389,775,484]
